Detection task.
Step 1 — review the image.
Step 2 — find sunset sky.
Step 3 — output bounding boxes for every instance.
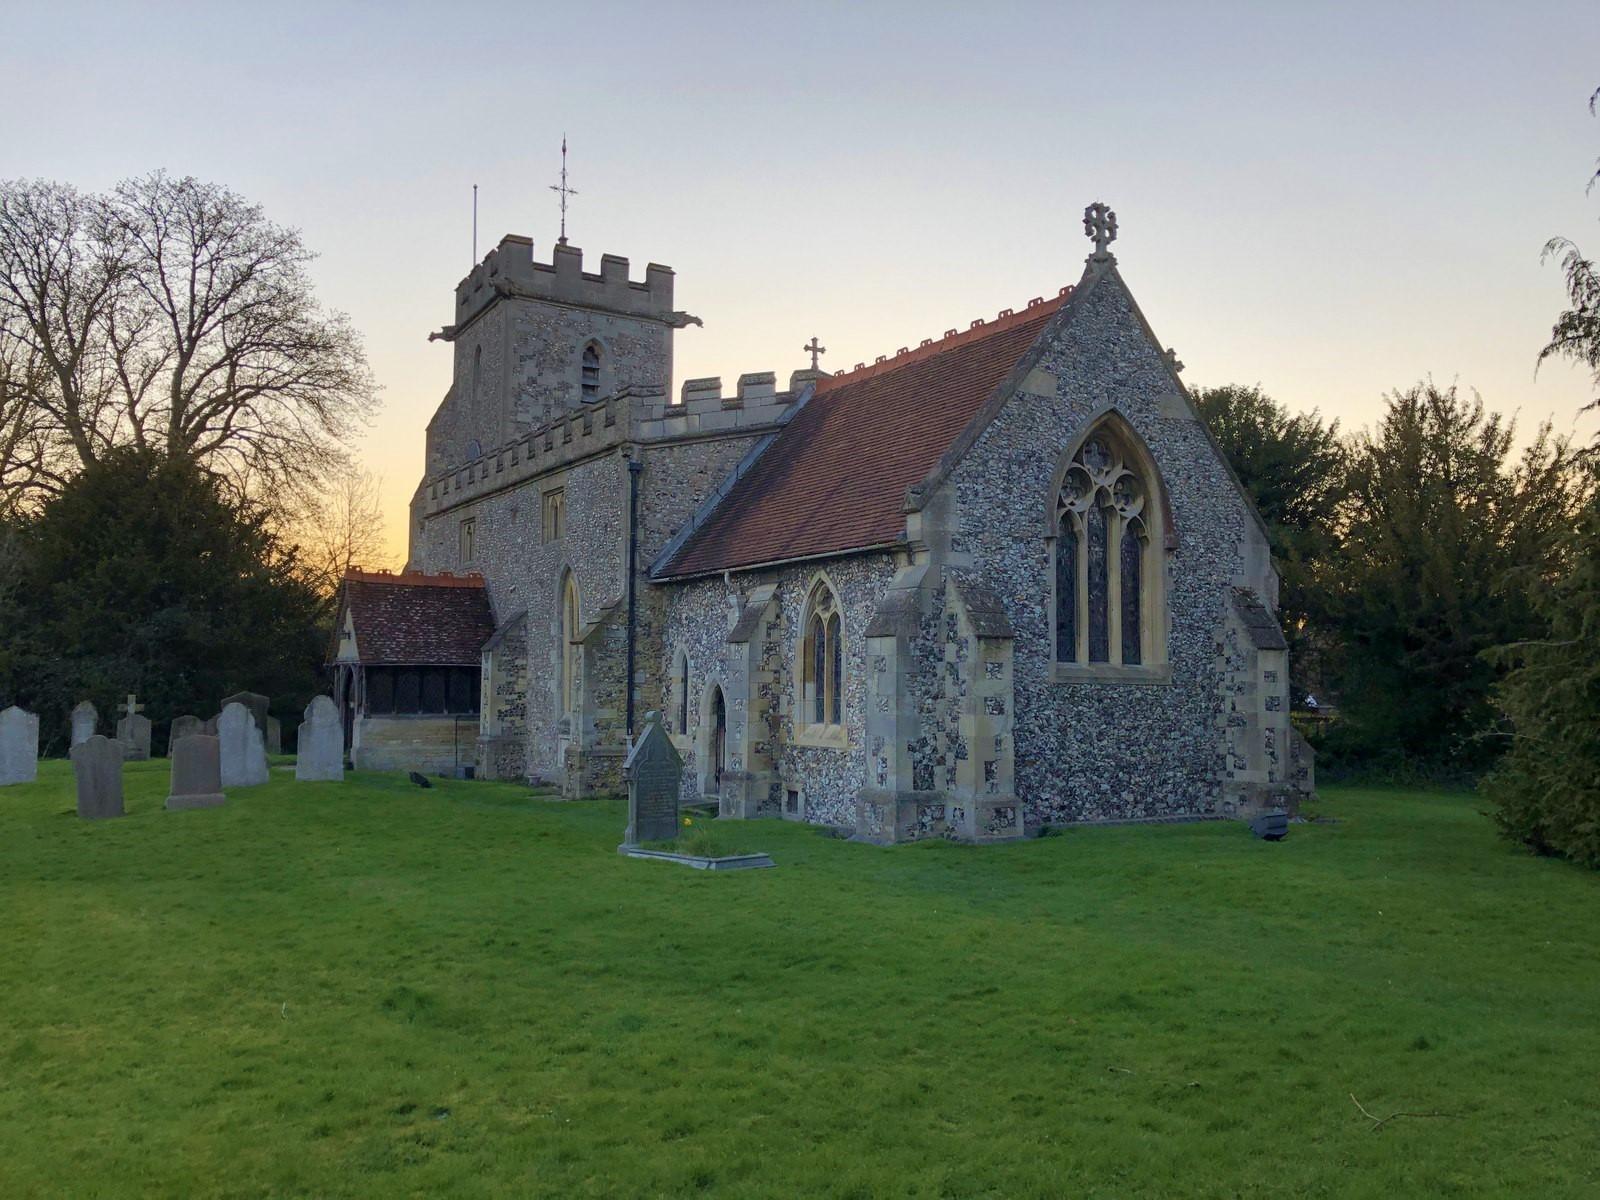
[5,1,1597,563]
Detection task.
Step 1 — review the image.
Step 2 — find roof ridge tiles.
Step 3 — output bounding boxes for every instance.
[821,287,1070,388]
[344,568,487,588]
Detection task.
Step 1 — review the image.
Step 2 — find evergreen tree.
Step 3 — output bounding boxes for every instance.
[1482,493,1600,866]
[0,448,328,752]
[1191,384,1345,698]
[1326,384,1586,771]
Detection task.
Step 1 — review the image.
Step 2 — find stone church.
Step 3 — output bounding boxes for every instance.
[335,204,1312,841]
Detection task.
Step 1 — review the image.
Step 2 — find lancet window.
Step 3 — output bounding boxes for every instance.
[800,580,844,729]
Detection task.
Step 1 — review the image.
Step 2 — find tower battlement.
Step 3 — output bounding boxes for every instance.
[454,236,675,331]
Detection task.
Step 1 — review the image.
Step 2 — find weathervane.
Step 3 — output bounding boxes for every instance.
[550,136,579,246]
[1083,201,1118,258]
[803,336,826,370]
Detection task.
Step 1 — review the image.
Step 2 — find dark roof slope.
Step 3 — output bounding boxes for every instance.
[657,292,1068,578]
[337,570,495,666]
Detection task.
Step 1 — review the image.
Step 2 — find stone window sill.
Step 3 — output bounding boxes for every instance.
[1051,662,1172,686]
[792,725,849,750]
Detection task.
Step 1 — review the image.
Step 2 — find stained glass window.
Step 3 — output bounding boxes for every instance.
[810,614,826,725]
[1087,504,1109,662]
[1053,421,1160,669]
[1055,514,1077,662]
[1121,521,1142,665]
[828,613,843,724]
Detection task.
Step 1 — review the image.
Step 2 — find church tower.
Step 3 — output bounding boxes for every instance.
[422,237,686,478]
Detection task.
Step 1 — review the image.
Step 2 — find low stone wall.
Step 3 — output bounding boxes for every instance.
[354,715,474,775]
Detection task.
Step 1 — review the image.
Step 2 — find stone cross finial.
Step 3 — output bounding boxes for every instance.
[1083,202,1118,256]
[119,694,144,720]
[803,336,826,371]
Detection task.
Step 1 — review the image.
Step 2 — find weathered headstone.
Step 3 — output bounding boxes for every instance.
[295,695,344,782]
[203,714,219,735]
[623,711,683,846]
[71,734,125,819]
[220,691,269,739]
[266,715,282,756]
[218,701,269,787]
[70,700,98,748]
[1250,807,1290,841]
[166,734,225,810]
[167,715,204,757]
[0,705,40,785]
[114,694,151,761]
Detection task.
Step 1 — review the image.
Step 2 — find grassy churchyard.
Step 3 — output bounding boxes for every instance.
[3,763,1598,1198]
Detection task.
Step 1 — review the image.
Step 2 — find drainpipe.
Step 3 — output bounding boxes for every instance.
[625,454,642,740]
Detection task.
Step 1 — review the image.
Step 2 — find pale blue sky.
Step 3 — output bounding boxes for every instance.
[4,1,1597,560]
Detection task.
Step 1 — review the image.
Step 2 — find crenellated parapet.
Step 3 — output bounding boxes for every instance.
[437,236,678,340]
[420,376,806,518]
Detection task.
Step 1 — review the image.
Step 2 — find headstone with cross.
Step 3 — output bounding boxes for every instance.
[802,337,827,371]
[115,694,152,761]
[1083,201,1118,259]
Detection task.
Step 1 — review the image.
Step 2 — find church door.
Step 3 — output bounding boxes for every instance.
[709,687,727,795]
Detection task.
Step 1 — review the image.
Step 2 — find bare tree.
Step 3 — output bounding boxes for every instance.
[0,172,377,510]
[0,179,131,481]
[295,466,391,595]
[0,310,58,514]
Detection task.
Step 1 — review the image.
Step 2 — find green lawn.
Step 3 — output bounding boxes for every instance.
[2,762,1597,1198]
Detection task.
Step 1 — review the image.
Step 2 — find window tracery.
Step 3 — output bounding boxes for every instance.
[1053,424,1160,668]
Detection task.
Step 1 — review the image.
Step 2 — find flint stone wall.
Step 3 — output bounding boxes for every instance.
[941,269,1273,826]
[663,552,898,828]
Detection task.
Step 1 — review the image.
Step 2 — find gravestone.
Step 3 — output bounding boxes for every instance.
[623,711,683,846]
[114,694,151,761]
[71,734,125,819]
[220,691,269,739]
[218,701,269,787]
[166,734,225,810]
[0,705,40,785]
[295,695,344,782]
[70,700,98,748]
[167,715,204,757]
[1250,807,1290,841]
[203,714,219,735]
[266,715,282,756]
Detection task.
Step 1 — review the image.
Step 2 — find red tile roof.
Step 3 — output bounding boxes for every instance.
[658,292,1068,578]
[336,571,495,666]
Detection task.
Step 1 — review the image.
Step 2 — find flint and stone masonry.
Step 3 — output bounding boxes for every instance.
[391,212,1311,839]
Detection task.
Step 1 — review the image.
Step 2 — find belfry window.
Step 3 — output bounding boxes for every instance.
[1053,424,1163,669]
[581,343,601,401]
[800,580,844,730]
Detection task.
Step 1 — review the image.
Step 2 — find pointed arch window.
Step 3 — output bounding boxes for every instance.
[580,343,601,401]
[1053,424,1163,670]
[472,345,483,399]
[560,573,581,719]
[800,580,844,733]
